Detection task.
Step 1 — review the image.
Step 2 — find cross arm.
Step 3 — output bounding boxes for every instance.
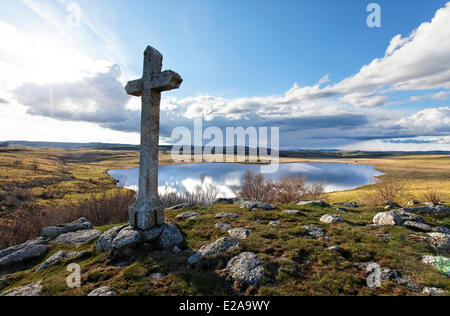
[125,79,143,97]
[150,70,183,92]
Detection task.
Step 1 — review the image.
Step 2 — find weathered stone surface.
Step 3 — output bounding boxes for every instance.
[112,226,142,250]
[281,210,300,215]
[149,273,166,282]
[241,201,275,211]
[187,252,203,266]
[199,237,240,257]
[215,222,231,231]
[302,225,328,239]
[0,244,47,267]
[373,211,402,226]
[268,220,281,227]
[127,46,183,231]
[356,263,418,289]
[297,200,329,207]
[166,203,193,211]
[87,286,117,297]
[422,256,450,275]
[426,232,450,251]
[422,287,444,296]
[175,212,200,220]
[320,214,344,224]
[395,210,425,223]
[96,225,128,252]
[36,250,85,271]
[228,228,251,239]
[403,204,449,214]
[404,221,431,232]
[50,229,102,246]
[0,281,42,296]
[0,237,46,260]
[159,222,183,249]
[226,252,264,286]
[377,234,391,241]
[215,212,241,219]
[173,246,181,253]
[42,217,93,240]
[141,226,164,242]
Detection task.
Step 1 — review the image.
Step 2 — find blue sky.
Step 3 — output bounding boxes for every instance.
[0,0,449,150]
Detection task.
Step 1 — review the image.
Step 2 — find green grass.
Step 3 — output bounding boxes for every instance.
[0,202,448,296]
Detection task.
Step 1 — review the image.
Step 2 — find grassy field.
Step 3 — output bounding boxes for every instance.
[0,148,448,296]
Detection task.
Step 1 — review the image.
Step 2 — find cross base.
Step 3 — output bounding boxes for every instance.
[129,197,165,230]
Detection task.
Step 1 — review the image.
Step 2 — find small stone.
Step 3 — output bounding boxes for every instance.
[404,221,431,232]
[228,228,251,239]
[87,286,117,297]
[149,273,166,282]
[215,222,231,231]
[328,246,344,254]
[377,234,391,241]
[215,212,241,219]
[226,252,264,286]
[422,287,444,296]
[336,208,347,213]
[42,218,93,240]
[159,222,183,249]
[281,210,300,215]
[302,225,328,240]
[407,200,420,207]
[241,201,275,211]
[50,229,102,246]
[175,212,200,220]
[320,214,344,224]
[172,246,181,253]
[0,281,42,297]
[268,220,281,227]
[383,200,402,208]
[426,232,450,251]
[187,252,203,266]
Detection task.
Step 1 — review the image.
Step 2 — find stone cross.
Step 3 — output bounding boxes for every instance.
[125,46,183,230]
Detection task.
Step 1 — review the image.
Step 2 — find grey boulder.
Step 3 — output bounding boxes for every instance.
[0,242,47,267]
[373,211,402,226]
[187,237,240,265]
[297,200,329,207]
[215,212,241,219]
[241,201,275,211]
[422,287,444,296]
[42,217,93,240]
[404,221,431,232]
[226,252,264,286]
[268,220,281,227]
[36,250,86,271]
[159,222,183,249]
[215,222,231,231]
[175,212,200,220]
[228,228,251,239]
[281,210,300,215]
[87,286,117,297]
[50,229,102,246]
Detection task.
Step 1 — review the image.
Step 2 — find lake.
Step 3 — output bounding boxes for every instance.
[108,162,383,198]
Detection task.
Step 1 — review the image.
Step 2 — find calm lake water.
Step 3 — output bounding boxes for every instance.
[108,162,383,198]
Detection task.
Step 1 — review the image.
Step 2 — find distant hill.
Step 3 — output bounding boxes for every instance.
[4,141,450,157]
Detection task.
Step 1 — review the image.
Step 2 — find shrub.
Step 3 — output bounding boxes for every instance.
[237,171,324,204]
[0,189,135,249]
[422,188,445,204]
[363,179,405,206]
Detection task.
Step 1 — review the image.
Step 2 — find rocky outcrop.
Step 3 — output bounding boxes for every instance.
[426,232,449,251]
[36,250,86,271]
[373,211,402,226]
[404,221,431,232]
[0,238,47,267]
[226,252,264,286]
[50,229,102,246]
[0,281,42,296]
[187,237,240,265]
[320,214,344,224]
[373,210,426,228]
[241,201,275,211]
[96,222,183,253]
[422,256,450,275]
[87,286,117,297]
[42,218,93,240]
[228,228,251,239]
